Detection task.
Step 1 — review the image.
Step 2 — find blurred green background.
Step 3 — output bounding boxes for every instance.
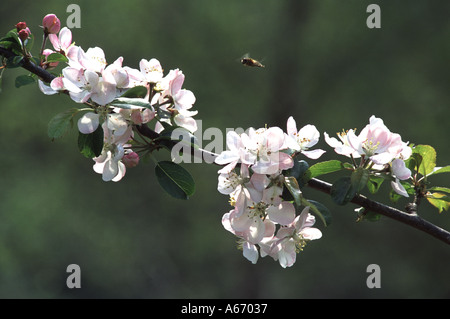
[1,0,449,298]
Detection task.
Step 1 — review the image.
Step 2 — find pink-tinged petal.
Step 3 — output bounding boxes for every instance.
[250,173,270,192]
[251,160,279,175]
[77,112,100,134]
[278,241,296,268]
[263,219,276,238]
[226,131,242,152]
[58,27,72,49]
[286,116,298,136]
[300,227,322,240]
[301,149,326,159]
[267,201,295,225]
[38,80,58,95]
[48,33,59,50]
[392,159,411,180]
[262,185,283,206]
[111,162,126,182]
[62,67,84,85]
[215,150,240,165]
[266,127,285,152]
[370,152,394,165]
[50,77,64,91]
[277,152,294,170]
[324,132,342,148]
[391,179,409,197]
[174,89,196,109]
[242,242,259,264]
[347,129,363,154]
[102,158,119,182]
[170,70,184,95]
[247,218,266,244]
[174,114,198,133]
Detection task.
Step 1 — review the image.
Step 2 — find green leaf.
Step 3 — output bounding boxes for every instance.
[283,176,303,207]
[158,125,200,153]
[427,165,450,177]
[302,160,345,183]
[24,33,34,51]
[5,56,23,68]
[307,200,331,227]
[120,86,148,98]
[350,167,369,193]
[155,161,195,200]
[330,176,356,206]
[428,187,450,194]
[367,175,384,194]
[5,29,21,46]
[356,207,381,222]
[48,108,79,139]
[46,52,69,63]
[413,145,436,176]
[109,97,152,109]
[426,193,450,213]
[78,126,104,158]
[15,74,36,88]
[285,159,309,187]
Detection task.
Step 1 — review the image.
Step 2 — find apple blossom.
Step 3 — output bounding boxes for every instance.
[347,115,411,165]
[48,27,73,55]
[241,127,294,175]
[261,207,322,268]
[285,116,326,159]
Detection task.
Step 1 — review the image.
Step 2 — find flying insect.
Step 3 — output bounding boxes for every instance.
[240,54,265,68]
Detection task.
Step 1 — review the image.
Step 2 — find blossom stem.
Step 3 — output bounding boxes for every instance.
[3,45,450,246]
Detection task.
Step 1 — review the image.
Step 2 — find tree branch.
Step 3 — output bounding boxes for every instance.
[3,45,450,246]
[307,178,450,245]
[0,47,56,83]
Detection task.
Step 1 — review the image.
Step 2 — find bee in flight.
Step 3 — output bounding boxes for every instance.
[240,54,265,68]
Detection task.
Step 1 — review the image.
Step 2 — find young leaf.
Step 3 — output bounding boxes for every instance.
[427,166,450,177]
[428,187,450,194]
[367,175,384,194]
[48,108,79,139]
[15,74,36,88]
[351,167,369,193]
[307,200,332,227]
[109,97,152,109]
[285,159,309,187]
[6,56,23,68]
[78,125,104,158]
[284,176,303,207]
[330,176,356,206]
[46,52,69,63]
[426,193,450,213]
[413,145,436,176]
[302,160,345,183]
[155,161,195,200]
[119,86,148,98]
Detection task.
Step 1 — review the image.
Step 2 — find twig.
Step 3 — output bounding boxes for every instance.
[2,45,450,246]
[307,178,450,245]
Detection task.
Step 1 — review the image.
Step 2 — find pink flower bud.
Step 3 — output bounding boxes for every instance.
[18,28,30,41]
[122,152,140,168]
[15,22,27,31]
[42,14,61,34]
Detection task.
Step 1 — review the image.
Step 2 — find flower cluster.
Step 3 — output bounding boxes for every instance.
[325,115,412,196]
[215,117,324,267]
[38,18,198,182]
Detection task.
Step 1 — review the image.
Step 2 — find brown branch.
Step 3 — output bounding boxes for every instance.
[307,178,450,245]
[3,45,450,246]
[0,47,56,83]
